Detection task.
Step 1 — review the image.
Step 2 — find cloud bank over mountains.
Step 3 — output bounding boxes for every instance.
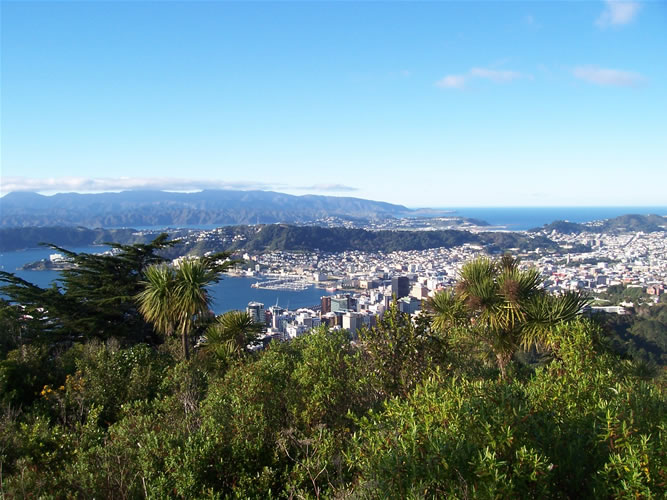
[0,177,359,195]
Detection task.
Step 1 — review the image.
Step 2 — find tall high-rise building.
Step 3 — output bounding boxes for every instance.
[343,312,361,335]
[269,305,284,329]
[246,302,265,324]
[331,294,351,312]
[321,296,332,315]
[392,276,410,299]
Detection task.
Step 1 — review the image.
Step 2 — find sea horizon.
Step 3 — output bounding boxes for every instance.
[427,206,667,231]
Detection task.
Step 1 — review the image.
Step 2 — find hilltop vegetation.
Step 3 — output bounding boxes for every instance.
[0,224,560,254]
[0,240,664,498]
[599,297,667,366]
[230,224,559,254]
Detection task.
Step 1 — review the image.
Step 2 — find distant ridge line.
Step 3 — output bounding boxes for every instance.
[0,189,439,228]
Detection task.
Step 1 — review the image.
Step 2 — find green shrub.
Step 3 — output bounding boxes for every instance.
[347,320,666,498]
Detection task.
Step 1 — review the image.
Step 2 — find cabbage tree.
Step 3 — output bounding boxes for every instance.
[428,255,588,379]
[137,258,223,359]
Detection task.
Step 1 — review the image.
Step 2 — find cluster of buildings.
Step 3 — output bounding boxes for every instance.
[246,275,427,345]
[533,230,666,295]
[236,229,666,343]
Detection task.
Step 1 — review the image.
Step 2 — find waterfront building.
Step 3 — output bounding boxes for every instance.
[247,301,265,324]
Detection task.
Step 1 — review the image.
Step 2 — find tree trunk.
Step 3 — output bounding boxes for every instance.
[183,333,190,360]
[181,323,190,360]
[496,351,512,380]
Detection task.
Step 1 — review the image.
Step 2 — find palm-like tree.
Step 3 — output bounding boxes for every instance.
[136,258,220,360]
[201,310,265,361]
[428,255,588,379]
[136,264,177,337]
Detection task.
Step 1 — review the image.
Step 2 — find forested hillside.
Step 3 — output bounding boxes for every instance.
[0,240,664,498]
[0,224,561,254]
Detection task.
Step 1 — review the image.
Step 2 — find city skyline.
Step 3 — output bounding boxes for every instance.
[2,1,666,207]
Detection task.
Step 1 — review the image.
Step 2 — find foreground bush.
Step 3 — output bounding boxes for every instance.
[347,321,666,498]
[1,319,664,498]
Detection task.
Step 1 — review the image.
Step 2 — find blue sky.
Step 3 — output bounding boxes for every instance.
[2,0,666,207]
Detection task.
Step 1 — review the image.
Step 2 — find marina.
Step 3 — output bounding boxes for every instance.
[251,277,311,291]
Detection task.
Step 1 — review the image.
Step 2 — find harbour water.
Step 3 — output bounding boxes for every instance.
[0,246,332,314]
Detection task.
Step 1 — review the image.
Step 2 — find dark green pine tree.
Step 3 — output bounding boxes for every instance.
[0,233,181,343]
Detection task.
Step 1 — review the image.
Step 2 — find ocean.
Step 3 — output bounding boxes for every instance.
[439,206,667,231]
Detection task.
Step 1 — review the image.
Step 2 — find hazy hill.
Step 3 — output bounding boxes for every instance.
[598,214,667,232]
[0,190,418,228]
[533,214,667,234]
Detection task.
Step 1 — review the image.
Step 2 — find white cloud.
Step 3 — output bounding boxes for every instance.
[298,184,358,192]
[470,67,522,83]
[522,14,541,30]
[435,74,467,89]
[0,177,285,194]
[436,67,525,89]
[573,65,645,87]
[596,0,640,27]
[0,177,360,195]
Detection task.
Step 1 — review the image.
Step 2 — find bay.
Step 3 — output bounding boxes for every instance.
[0,246,332,314]
[0,246,111,289]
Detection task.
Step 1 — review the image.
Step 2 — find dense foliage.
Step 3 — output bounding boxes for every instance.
[0,234,178,344]
[601,300,667,366]
[1,245,665,498]
[595,284,652,306]
[428,256,590,379]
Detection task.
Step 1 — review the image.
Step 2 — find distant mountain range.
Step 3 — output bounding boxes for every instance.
[0,190,428,228]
